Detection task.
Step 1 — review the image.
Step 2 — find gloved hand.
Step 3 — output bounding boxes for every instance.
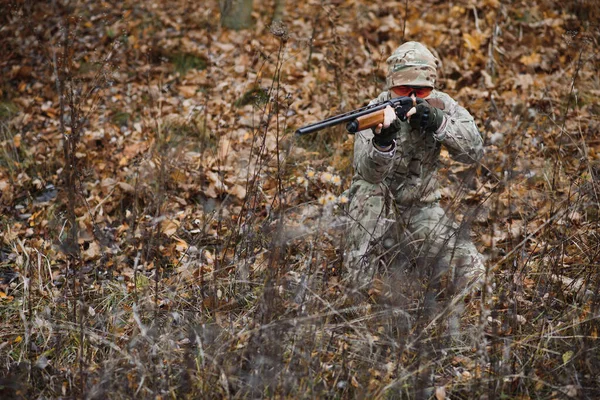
[372,106,401,148]
[408,101,444,133]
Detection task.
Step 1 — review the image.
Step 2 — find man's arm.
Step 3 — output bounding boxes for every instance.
[353,128,396,184]
[431,91,484,164]
[352,92,399,184]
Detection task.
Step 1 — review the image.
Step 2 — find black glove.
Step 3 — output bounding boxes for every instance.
[372,118,402,148]
[409,102,444,133]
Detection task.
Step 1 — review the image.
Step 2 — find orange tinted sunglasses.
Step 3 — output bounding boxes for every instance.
[391,86,433,98]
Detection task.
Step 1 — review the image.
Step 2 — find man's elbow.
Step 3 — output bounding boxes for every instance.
[357,169,386,184]
[453,145,483,164]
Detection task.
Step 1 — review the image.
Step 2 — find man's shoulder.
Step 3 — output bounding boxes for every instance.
[369,91,391,105]
[369,90,461,109]
[429,89,456,102]
[428,90,458,111]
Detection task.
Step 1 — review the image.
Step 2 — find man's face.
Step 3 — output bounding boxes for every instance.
[390,86,433,99]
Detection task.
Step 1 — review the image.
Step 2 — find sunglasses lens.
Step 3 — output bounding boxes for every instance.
[392,86,432,98]
[392,87,411,96]
[416,88,432,97]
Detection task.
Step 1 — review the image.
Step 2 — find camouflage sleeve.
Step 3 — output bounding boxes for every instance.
[352,92,397,183]
[432,91,483,164]
[353,128,396,184]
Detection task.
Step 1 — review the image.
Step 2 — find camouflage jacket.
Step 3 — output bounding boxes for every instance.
[352,90,483,205]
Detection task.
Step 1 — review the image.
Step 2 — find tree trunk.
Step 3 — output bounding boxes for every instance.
[220,0,254,30]
[272,0,285,22]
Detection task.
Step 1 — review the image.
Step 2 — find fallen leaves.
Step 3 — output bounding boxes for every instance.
[463,31,487,51]
[512,73,535,90]
[177,85,197,98]
[160,219,179,237]
[82,241,101,261]
[228,184,247,199]
[520,52,542,67]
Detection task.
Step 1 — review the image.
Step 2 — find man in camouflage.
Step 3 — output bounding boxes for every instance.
[344,42,485,294]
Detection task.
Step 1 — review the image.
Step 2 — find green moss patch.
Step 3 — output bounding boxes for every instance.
[171,53,207,75]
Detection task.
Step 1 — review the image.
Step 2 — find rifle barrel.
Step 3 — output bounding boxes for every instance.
[295,103,384,136]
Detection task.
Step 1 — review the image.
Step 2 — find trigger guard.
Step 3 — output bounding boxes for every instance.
[393,107,407,122]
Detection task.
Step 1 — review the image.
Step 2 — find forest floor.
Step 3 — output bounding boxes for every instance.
[1,0,600,398]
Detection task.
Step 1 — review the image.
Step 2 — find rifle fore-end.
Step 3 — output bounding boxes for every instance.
[353,109,385,132]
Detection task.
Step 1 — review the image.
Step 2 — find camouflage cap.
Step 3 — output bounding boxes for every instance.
[386,42,439,89]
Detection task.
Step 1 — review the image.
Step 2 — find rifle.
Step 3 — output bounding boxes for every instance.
[295,96,443,136]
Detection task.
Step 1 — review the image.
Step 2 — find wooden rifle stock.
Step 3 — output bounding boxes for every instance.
[352,109,386,132]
